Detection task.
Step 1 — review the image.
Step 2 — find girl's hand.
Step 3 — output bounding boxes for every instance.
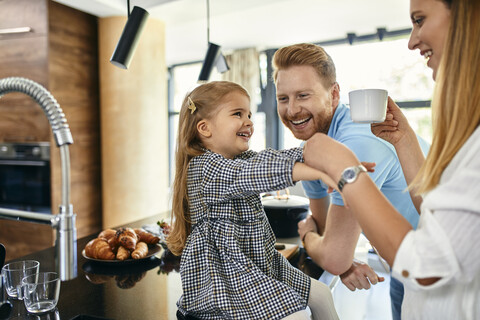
[371,96,414,146]
[304,133,361,180]
[361,162,375,173]
[303,134,364,208]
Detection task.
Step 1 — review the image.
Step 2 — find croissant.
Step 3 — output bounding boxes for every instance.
[134,228,160,245]
[115,228,138,251]
[107,236,119,253]
[85,238,115,260]
[98,229,116,241]
[131,242,148,259]
[116,245,131,261]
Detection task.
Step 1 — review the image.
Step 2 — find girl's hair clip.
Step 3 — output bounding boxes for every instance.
[187,97,196,114]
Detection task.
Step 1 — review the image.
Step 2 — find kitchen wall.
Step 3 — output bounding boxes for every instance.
[98,15,170,228]
[0,0,170,260]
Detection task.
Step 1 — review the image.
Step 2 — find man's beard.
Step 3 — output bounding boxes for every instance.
[283,113,332,141]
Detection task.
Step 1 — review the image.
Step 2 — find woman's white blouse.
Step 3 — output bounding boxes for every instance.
[392,127,480,320]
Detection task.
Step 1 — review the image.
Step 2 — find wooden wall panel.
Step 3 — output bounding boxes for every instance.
[48,1,102,238]
[99,16,170,228]
[0,0,101,261]
[0,0,52,261]
[0,0,50,142]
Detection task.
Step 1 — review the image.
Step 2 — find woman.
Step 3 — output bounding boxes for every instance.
[303,0,480,318]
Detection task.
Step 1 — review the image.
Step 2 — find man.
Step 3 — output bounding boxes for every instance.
[272,43,429,320]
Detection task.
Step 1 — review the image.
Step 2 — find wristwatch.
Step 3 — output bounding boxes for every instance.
[337,165,367,192]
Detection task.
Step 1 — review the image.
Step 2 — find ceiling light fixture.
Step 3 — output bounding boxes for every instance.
[110,0,149,69]
[198,0,229,82]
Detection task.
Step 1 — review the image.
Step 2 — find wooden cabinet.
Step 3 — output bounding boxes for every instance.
[98,16,170,228]
[0,0,101,261]
[0,0,50,142]
[0,0,48,38]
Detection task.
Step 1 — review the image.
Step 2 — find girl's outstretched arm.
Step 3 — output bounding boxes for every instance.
[292,161,375,206]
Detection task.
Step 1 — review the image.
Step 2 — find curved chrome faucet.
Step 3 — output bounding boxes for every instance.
[0,77,77,281]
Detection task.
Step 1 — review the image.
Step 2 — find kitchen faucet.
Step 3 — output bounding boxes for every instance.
[0,77,77,281]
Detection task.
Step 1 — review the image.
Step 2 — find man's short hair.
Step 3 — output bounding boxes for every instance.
[272,43,337,89]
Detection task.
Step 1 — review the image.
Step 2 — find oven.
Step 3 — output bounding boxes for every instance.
[0,142,51,213]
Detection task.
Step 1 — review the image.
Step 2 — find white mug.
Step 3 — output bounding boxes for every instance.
[348,89,388,123]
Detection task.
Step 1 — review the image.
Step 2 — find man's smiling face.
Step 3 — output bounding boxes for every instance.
[275,65,338,140]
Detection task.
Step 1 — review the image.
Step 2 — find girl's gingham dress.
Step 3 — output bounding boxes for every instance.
[177,148,311,320]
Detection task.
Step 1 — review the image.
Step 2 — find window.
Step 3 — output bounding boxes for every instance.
[283,38,434,149]
[168,62,203,183]
[168,62,264,184]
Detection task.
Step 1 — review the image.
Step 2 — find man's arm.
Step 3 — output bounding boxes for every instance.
[302,203,362,275]
[309,197,329,235]
[299,202,384,290]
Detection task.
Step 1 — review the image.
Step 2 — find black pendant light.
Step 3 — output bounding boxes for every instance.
[198,0,229,82]
[110,0,149,69]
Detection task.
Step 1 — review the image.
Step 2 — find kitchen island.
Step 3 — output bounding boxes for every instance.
[3,214,324,320]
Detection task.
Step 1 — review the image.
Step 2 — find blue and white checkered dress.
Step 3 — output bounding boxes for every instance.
[177,148,311,319]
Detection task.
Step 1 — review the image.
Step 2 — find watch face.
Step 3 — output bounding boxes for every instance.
[344,169,356,181]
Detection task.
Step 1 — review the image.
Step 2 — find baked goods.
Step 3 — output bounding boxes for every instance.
[131,242,148,259]
[116,245,131,261]
[98,228,116,240]
[134,228,160,245]
[84,227,160,261]
[85,238,116,260]
[115,227,138,251]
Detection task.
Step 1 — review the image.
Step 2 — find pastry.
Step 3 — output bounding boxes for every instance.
[134,228,160,245]
[115,227,138,251]
[85,238,115,260]
[131,242,148,259]
[116,245,131,261]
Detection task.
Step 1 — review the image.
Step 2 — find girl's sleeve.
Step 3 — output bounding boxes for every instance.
[201,147,303,203]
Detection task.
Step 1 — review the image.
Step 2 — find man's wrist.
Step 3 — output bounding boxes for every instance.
[301,230,315,245]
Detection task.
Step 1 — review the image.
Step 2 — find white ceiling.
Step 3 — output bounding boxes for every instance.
[53,0,413,66]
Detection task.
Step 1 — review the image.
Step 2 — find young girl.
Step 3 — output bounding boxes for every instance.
[168,81,339,320]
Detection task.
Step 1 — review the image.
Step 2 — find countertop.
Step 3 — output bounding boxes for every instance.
[2,215,323,320]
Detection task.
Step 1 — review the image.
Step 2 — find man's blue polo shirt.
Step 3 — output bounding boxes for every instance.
[302,103,430,229]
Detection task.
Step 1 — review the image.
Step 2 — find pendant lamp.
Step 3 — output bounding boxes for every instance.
[198,0,229,82]
[110,1,149,69]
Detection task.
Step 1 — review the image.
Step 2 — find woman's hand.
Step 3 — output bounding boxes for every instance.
[371,96,414,147]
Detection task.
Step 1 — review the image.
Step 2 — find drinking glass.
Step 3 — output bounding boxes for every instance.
[1,260,40,299]
[22,272,60,314]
